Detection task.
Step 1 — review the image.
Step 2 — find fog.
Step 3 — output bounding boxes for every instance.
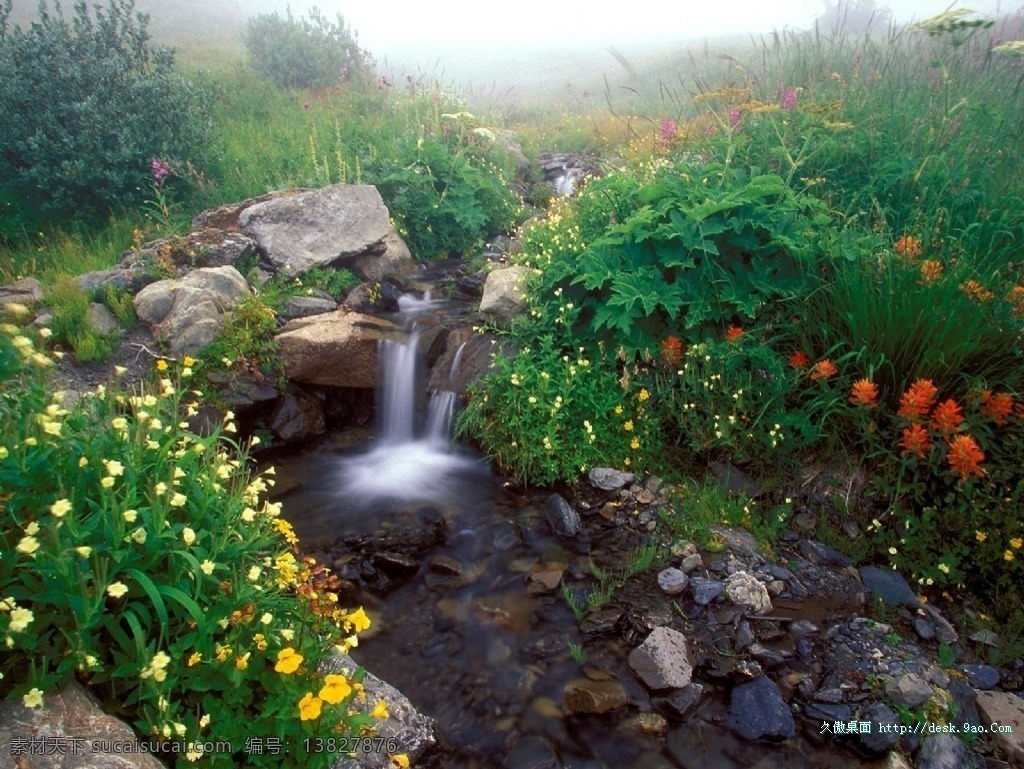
[7,0,1023,95]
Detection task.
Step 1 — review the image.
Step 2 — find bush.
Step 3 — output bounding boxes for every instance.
[0,316,394,767]
[0,0,215,234]
[512,162,830,356]
[243,7,372,91]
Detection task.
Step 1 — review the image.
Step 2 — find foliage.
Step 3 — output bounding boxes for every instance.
[243,7,371,91]
[795,234,1024,404]
[512,162,830,356]
[45,276,116,363]
[456,335,659,486]
[0,0,215,235]
[375,114,524,258]
[201,293,281,380]
[647,333,814,467]
[0,318,392,767]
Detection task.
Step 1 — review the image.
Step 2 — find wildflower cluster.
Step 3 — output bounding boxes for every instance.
[0,319,386,767]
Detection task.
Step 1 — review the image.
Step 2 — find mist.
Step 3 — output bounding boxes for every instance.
[7,0,1023,97]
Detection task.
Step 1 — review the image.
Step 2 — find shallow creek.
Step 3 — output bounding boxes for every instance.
[260,304,881,768]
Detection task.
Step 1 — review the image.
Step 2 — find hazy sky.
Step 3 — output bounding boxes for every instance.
[324,0,1020,52]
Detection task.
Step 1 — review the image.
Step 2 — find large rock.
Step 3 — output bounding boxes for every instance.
[275,309,396,388]
[727,676,795,741]
[478,266,536,327]
[545,494,581,537]
[133,266,250,355]
[0,681,165,768]
[859,566,919,607]
[322,651,435,769]
[628,626,693,690]
[976,690,1024,766]
[238,184,406,277]
[338,231,416,283]
[0,276,44,308]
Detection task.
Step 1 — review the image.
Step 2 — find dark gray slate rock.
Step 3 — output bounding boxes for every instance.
[269,386,326,442]
[628,626,693,690]
[859,565,919,607]
[689,576,724,606]
[916,733,969,769]
[885,672,933,708]
[858,702,900,754]
[279,295,338,319]
[652,683,705,721]
[958,664,999,690]
[709,460,761,497]
[727,676,795,741]
[800,539,853,566]
[545,494,581,537]
[804,702,852,722]
[588,467,635,491]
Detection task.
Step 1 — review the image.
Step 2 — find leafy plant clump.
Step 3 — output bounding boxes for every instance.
[243,7,372,90]
[0,0,215,235]
[0,316,401,767]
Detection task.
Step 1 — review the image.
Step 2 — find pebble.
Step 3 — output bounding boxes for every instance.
[657,567,689,595]
[689,576,725,606]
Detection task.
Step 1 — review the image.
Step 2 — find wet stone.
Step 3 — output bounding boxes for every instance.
[789,619,819,638]
[885,672,933,708]
[579,608,623,636]
[588,467,634,491]
[428,555,463,576]
[628,626,693,690]
[545,494,582,537]
[916,733,969,769]
[800,539,853,567]
[505,736,559,769]
[526,563,565,595]
[657,567,689,596]
[652,683,705,721]
[620,711,669,738]
[859,565,919,607]
[859,703,900,754]
[491,522,520,551]
[913,616,936,641]
[958,663,1000,690]
[562,678,628,715]
[679,553,704,573]
[690,577,724,606]
[371,551,419,574]
[727,676,795,741]
[804,702,852,722]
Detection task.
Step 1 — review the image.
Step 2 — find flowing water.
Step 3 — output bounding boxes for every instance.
[264,294,879,769]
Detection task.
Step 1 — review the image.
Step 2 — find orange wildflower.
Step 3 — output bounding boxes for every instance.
[947,434,985,480]
[788,351,810,370]
[930,398,963,436]
[661,336,682,366]
[899,424,932,459]
[979,390,1014,426]
[1006,285,1024,318]
[725,326,744,343]
[809,359,838,381]
[897,379,938,422]
[894,234,922,260]
[919,260,943,284]
[849,379,879,408]
[959,279,994,303]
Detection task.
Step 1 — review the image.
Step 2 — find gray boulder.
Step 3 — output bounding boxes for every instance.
[727,676,795,741]
[588,467,635,491]
[322,651,436,769]
[238,184,409,278]
[976,690,1024,766]
[724,571,773,615]
[0,681,165,768]
[134,266,250,355]
[478,266,536,327]
[0,276,43,308]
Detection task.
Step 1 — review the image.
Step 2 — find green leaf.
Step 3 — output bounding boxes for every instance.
[125,568,170,630]
[159,585,207,631]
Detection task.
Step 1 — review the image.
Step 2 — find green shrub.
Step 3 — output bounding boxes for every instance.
[376,125,523,259]
[0,319,392,767]
[512,162,831,356]
[243,7,371,91]
[0,0,215,234]
[456,335,660,486]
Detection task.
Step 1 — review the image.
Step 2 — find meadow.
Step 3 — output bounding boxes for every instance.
[3,2,1024,763]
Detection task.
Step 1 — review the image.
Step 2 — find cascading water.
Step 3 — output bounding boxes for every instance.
[337,295,484,504]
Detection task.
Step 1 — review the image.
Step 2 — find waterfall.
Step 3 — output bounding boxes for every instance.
[337,296,479,502]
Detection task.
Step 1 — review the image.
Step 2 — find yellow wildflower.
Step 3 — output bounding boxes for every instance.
[50,499,72,518]
[319,674,353,704]
[346,607,371,633]
[22,688,44,709]
[9,607,33,633]
[275,647,303,674]
[371,700,390,719]
[298,692,322,721]
[106,582,129,599]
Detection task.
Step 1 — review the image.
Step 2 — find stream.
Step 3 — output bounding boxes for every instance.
[259,287,884,768]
